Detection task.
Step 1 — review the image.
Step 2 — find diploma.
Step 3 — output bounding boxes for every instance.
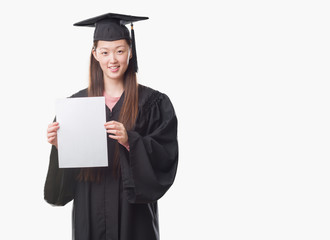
[56,97,108,168]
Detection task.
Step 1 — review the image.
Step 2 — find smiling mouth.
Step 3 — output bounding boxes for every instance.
[108,66,119,72]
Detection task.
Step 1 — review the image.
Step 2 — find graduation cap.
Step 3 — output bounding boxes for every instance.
[74,13,149,73]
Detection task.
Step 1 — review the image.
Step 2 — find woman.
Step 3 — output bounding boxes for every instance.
[44,13,178,240]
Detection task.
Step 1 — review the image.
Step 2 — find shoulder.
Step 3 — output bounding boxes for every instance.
[138,84,171,113]
[69,88,88,98]
[135,84,177,134]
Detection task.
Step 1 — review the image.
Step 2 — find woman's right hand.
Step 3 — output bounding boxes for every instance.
[47,122,60,148]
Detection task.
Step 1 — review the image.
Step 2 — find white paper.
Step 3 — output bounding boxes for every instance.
[56,97,108,168]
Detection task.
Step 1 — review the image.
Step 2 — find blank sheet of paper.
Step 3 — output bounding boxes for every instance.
[56,97,108,168]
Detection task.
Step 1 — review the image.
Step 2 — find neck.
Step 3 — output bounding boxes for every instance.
[104,76,124,97]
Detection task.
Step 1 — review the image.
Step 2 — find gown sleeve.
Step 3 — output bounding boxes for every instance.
[44,145,78,206]
[119,92,179,203]
[43,89,87,206]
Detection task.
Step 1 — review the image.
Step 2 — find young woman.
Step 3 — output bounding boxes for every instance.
[44,13,178,240]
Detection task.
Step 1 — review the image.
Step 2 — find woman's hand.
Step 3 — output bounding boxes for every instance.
[104,121,128,147]
[47,122,59,148]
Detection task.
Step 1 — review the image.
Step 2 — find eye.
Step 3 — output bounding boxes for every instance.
[117,50,124,54]
[101,51,108,55]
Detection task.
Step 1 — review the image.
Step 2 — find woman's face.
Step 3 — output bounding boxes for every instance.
[93,39,132,82]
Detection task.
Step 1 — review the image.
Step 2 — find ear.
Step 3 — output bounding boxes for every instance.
[129,47,133,60]
[92,49,99,62]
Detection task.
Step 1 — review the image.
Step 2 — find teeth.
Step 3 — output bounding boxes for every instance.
[109,66,118,69]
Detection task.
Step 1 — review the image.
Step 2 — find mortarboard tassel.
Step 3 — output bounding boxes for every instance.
[131,23,138,73]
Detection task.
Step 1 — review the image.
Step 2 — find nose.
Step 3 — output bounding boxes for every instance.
[109,53,117,63]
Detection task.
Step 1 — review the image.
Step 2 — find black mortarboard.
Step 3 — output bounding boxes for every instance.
[74,13,148,73]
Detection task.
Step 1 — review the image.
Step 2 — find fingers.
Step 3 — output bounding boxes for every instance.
[47,122,60,133]
[47,131,57,141]
[105,125,116,130]
[48,122,59,128]
[47,131,58,144]
[108,134,127,146]
[107,129,125,140]
[105,122,125,137]
[47,131,57,137]
[47,122,59,146]
[104,121,124,127]
[47,136,56,144]
[104,120,116,126]
[47,126,60,133]
[104,121,121,129]
[104,121,114,127]
[108,135,120,140]
[105,121,128,145]
[106,129,122,135]
[104,121,125,132]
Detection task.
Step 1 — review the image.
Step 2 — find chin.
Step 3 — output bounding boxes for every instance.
[106,74,124,81]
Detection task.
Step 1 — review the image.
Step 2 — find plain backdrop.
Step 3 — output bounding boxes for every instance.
[0,0,330,239]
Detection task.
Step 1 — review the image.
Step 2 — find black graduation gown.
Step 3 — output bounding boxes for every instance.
[44,84,178,240]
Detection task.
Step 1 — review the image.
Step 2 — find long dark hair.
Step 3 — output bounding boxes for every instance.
[77,39,139,182]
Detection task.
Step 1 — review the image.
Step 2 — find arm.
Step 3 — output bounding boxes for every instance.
[44,119,77,206]
[119,93,179,203]
[44,90,87,206]
[44,145,77,206]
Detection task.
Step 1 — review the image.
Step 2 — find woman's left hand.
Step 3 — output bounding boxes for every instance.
[104,121,128,146]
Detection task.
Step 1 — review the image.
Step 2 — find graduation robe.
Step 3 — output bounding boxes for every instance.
[44,84,178,240]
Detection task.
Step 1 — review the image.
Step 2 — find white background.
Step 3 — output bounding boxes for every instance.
[0,0,329,239]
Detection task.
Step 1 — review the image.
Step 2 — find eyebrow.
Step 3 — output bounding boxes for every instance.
[98,45,127,50]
